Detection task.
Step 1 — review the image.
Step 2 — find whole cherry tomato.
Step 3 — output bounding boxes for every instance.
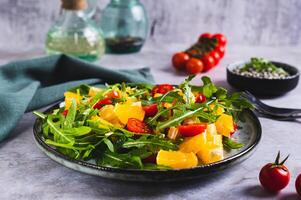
[296,174,301,197]
[185,58,204,74]
[172,52,190,70]
[259,152,290,193]
[202,55,216,71]
[127,118,150,134]
[213,33,227,46]
[209,51,221,65]
[143,104,158,117]
[93,98,113,109]
[214,46,225,58]
[152,84,174,95]
[195,93,206,103]
[178,124,207,137]
[199,32,212,39]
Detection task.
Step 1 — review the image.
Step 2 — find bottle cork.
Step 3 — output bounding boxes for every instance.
[61,0,87,10]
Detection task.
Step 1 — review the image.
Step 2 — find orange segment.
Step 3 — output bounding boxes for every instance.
[156,150,198,169]
[98,105,124,127]
[64,92,81,110]
[88,87,102,97]
[215,113,234,137]
[197,144,223,165]
[114,101,145,124]
[179,132,207,153]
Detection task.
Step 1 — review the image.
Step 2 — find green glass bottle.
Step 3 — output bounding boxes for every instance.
[100,0,148,54]
[45,0,105,61]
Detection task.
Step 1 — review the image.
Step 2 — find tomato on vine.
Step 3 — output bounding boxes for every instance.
[259,151,290,193]
[185,58,204,74]
[172,52,190,70]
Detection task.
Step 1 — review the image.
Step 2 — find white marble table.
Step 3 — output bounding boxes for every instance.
[1,42,301,200]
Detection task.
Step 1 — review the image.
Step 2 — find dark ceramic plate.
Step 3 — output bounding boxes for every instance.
[227,61,299,96]
[33,104,261,182]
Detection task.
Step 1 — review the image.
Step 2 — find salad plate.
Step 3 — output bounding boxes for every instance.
[33,76,261,182]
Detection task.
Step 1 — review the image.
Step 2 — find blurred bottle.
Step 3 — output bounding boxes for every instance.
[45,0,105,61]
[100,0,148,54]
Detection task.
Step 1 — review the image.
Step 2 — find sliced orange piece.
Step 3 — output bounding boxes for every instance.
[156,150,198,169]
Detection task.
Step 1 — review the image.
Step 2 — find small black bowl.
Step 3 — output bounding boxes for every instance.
[227,61,299,96]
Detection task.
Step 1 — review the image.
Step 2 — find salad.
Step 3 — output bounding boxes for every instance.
[34,76,253,170]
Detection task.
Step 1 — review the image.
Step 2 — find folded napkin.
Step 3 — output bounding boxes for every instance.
[0,54,154,142]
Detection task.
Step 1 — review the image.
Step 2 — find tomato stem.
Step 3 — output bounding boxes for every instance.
[279,154,290,165]
[273,151,289,165]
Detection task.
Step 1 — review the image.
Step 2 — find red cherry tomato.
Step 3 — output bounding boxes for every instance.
[172,52,190,70]
[214,46,225,58]
[93,98,113,109]
[178,124,207,137]
[230,122,238,136]
[202,55,216,71]
[62,110,69,117]
[185,58,204,74]
[152,84,174,95]
[259,152,290,193]
[296,174,301,197]
[143,104,158,117]
[195,93,206,103]
[127,118,150,134]
[209,51,221,65]
[199,32,212,39]
[213,33,227,46]
[104,90,120,99]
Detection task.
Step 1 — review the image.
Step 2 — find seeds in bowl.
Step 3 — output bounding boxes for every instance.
[232,58,290,79]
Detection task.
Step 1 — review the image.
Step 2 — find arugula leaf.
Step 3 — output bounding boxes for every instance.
[63,99,77,129]
[223,137,244,149]
[33,111,47,119]
[201,76,217,98]
[179,75,195,104]
[98,151,143,169]
[68,84,91,95]
[103,138,115,152]
[122,137,178,150]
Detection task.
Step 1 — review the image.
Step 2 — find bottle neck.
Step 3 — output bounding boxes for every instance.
[110,0,140,6]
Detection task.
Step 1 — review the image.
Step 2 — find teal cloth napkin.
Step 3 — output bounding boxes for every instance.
[0,54,154,141]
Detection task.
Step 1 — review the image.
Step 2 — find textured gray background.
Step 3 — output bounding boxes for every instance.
[1,1,301,200]
[1,0,301,53]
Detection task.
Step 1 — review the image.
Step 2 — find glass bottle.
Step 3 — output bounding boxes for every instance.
[100,0,148,54]
[45,0,105,61]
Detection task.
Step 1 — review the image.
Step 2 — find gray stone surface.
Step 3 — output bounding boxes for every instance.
[1,42,301,199]
[1,0,301,53]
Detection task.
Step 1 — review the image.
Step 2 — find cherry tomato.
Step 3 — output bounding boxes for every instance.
[152,84,174,95]
[172,52,190,70]
[199,32,212,39]
[185,58,204,74]
[62,110,69,117]
[213,33,227,46]
[259,152,290,193]
[296,174,301,197]
[127,118,150,134]
[93,98,113,109]
[104,90,120,99]
[209,51,221,65]
[143,104,158,117]
[230,122,238,136]
[202,55,216,71]
[178,124,207,137]
[195,93,206,103]
[214,46,225,58]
